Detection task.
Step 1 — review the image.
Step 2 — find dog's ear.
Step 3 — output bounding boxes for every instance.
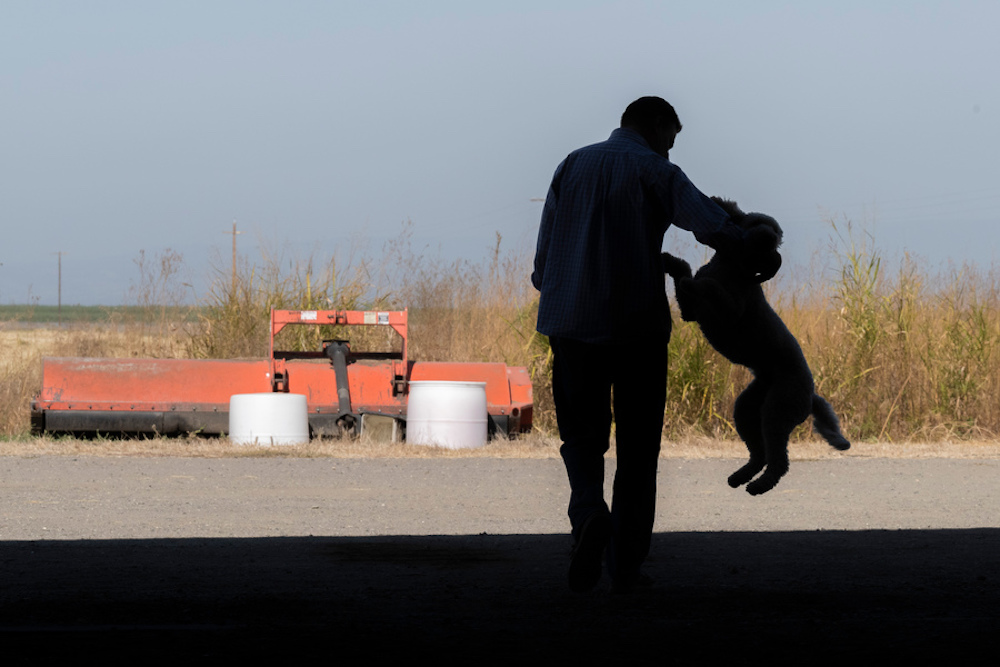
[745,216,782,252]
[743,213,784,248]
[755,249,782,282]
[745,221,783,282]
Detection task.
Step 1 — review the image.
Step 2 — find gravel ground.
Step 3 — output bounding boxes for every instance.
[3,455,1000,663]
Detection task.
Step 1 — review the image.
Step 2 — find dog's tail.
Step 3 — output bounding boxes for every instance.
[811,394,851,451]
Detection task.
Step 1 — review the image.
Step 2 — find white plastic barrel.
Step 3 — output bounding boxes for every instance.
[229,393,310,445]
[406,381,488,449]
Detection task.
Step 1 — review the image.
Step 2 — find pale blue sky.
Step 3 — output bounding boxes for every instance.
[2,0,999,305]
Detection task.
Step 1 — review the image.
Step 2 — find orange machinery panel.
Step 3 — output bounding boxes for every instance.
[283,359,404,416]
[279,359,531,424]
[35,357,272,410]
[31,308,533,436]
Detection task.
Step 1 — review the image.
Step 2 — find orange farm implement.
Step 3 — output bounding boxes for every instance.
[31,309,533,440]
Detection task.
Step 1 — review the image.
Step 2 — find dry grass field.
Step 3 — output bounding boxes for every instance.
[6,221,1000,455]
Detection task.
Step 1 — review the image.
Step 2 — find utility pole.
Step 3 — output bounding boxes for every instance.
[53,251,66,326]
[224,221,242,297]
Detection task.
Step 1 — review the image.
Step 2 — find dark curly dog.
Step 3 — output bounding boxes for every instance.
[662,197,850,495]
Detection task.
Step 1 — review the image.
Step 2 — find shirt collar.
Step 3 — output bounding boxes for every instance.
[610,127,651,148]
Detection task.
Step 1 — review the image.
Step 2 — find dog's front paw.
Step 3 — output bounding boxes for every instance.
[661,252,692,280]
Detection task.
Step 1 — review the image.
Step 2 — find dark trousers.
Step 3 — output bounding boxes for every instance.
[549,335,668,582]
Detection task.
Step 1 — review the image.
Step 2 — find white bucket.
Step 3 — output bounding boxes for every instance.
[407,381,488,449]
[229,393,310,445]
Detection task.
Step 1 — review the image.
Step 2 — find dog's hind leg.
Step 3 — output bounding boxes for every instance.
[812,394,851,450]
[745,383,811,495]
[744,428,790,495]
[728,380,767,489]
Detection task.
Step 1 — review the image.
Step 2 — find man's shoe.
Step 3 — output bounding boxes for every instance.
[568,512,612,593]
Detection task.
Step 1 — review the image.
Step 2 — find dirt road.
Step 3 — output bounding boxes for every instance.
[3,455,1000,663]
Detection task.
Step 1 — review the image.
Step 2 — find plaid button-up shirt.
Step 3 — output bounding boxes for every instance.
[532,128,741,345]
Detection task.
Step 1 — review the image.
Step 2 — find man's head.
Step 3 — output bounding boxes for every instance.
[621,96,682,159]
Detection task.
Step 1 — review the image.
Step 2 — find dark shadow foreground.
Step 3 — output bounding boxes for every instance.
[3,530,999,663]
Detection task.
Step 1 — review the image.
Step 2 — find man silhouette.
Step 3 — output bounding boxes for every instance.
[532,96,744,592]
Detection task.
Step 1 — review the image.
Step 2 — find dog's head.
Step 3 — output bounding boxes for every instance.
[711,197,783,282]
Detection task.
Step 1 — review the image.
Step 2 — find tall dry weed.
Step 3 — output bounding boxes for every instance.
[126,248,196,357]
[187,241,390,359]
[0,331,42,438]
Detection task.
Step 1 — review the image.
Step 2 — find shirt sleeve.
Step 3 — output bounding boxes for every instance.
[659,164,745,249]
